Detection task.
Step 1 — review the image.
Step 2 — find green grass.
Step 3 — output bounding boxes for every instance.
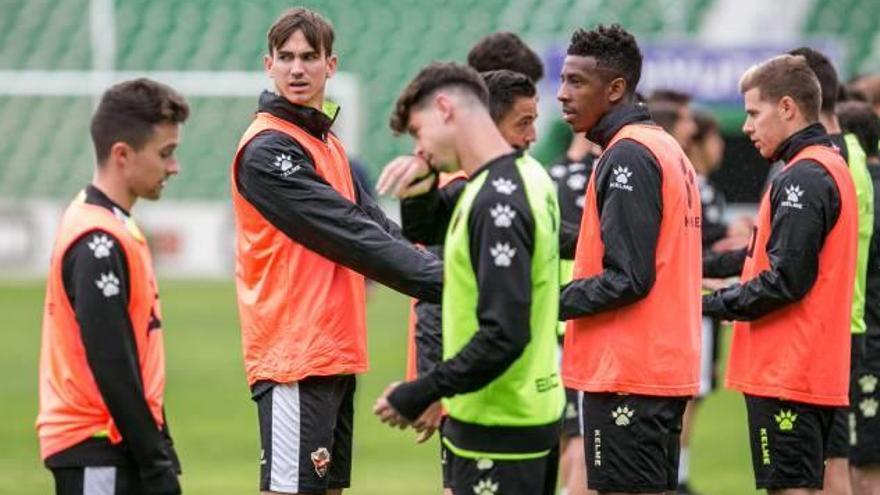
[0,280,758,494]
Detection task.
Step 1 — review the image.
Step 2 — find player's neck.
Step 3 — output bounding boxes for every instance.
[92,172,136,212]
[456,114,514,176]
[819,112,841,134]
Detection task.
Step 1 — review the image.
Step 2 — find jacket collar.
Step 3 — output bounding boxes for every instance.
[257,90,340,141]
[586,103,653,148]
[771,123,832,163]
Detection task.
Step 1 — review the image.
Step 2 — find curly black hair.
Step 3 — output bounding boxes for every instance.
[390,62,489,134]
[567,24,642,96]
[467,32,544,82]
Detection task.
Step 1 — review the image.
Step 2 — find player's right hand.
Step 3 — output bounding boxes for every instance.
[377,155,435,198]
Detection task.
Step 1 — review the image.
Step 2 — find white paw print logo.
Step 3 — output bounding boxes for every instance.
[567,173,587,191]
[490,204,516,228]
[473,478,499,495]
[613,166,632,185]
[860,374,878,394]
[491,177,518,195]
[490,242,516,267]
[785,184,804,203]
[576,195,586,209]
[549,164,567,178]
[87,234,114,259]
[274,153,294,172]
[611,405,635,426]
[95,272,120,297]
[861,398,879,418]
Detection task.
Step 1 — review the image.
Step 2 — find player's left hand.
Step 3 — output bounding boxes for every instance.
[373,381,411,429]
[413,401,443,443]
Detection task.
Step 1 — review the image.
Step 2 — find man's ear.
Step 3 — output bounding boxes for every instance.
[608,77,627,104]
[326,53,338,79]
[263,53,273,74]
[435,93,454,123]
[778,96,799,122]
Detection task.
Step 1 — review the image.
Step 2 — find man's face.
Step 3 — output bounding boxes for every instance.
[124,122,181,201]
[558,55,615,133]
[742,88,787,159]
[264,30,337,110]
[672,105,697,149]
[408,103,458,172]
[496,95,538,149]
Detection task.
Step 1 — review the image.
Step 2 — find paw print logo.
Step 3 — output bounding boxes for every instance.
[274,153,294,172]
[785,185,804,203]
[567,173,587,191]
[489,242,516,267]
[860,398,879,418]
[611,406,635,426]
[87,234,114,259]
[613,166,632,185]
[774,410,798,431]
[95,272,120,298]
[859,374,878,394]
[490,204,516,228]
[473,478,499,495]
[310,447,331,478]
[491,178,518,195]
[549,164,567,178]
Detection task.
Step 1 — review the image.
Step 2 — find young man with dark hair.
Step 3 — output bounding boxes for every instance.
[789,46,875,495]
[839,99,880,494]
[37,78,189,495]
[229,8,442,495]
[556,24,703,495]
[482,69,539,149]
[374,61,564,495]
[703,54,858,494]
[467,31,544,82]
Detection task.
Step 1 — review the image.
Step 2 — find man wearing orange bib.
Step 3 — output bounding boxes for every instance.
[230,8,442,495]
[703,55,858,493]
[557,25,703,494]
[36,79,189,495]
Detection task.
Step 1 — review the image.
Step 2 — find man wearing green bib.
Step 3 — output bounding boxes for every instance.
[374,62,564,495]
[789,47,875,495]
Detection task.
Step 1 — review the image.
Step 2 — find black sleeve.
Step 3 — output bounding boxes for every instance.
[236,131,442,303]
[559,220,579,260]
[702,248,747,279]
[400,178,467,245]
[559,140,662,320]
[62,230,180,494]
[387,170,535,420]
[703,161,840,320]
[353,167,403,240]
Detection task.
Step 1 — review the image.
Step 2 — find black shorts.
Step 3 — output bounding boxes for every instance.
[744,394,836,489]
[851,363,880,467]
[827,334,864,459]
[51,466,150,495]
[581,392,687,492]
[562,387,582,438]
[443,443,558,495]
[255,375,355,494]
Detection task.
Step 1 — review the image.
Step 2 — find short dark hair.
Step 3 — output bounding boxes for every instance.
[837,100,880,159]
[647,89,691,107]
[567,24,642,97]
[267,7,334,56]
[788,47,838,114]
[692,109,720,143]
[739,54,821,123]
[647,100,683,134]
[390,62,489,134]
[481,70,537,123]
[90,78,189,164]
[467,32,544,82]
